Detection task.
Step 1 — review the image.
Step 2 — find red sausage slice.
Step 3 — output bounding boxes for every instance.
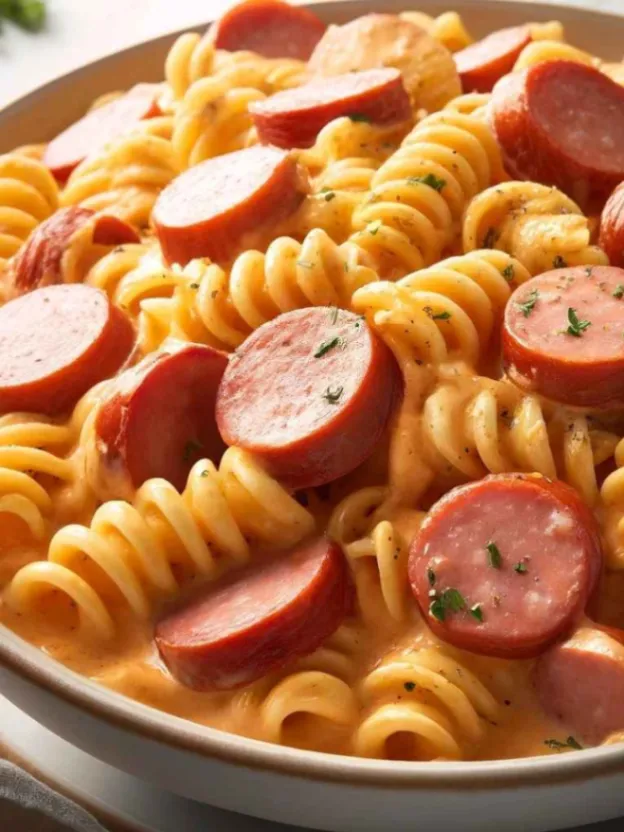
[153,145,308,266]
[454,25,531,93]
[491,61,624,207]
[155,537,351,691]
[216,307,399,490]
[0,284,134,415]
[408,474,603,659]
[250,68,411,149]
[88,342,228,499]
[6,207,139,298]
[599,183,624,268]
[503,266,624,408]
[210,0,325,60]
[43,84,162,183]
[535,627,624,744]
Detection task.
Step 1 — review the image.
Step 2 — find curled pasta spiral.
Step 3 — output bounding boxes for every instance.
[60,134,178,227]
[513,40,596,72]
[599,439,624,570]
[163,229,378,351]
[421,373,618,506]
[355,648,499,760]
[6,450,315,638]
[0,154,59,268]
[399,11,473,52]
[463,182,608,275]
[350,112,505,278]
[443,93,490,119]
[352,250,530,369]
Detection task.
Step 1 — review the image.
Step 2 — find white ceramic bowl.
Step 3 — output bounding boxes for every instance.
[2,3,624,830]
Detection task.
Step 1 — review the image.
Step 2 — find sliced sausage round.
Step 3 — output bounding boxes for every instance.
[408,474,603,660]
[250,68,410,149]
[0,284,134,415]
[216,307,399,490]
[6,206,139,298]
[210,0,326,60]
[308,13,461,114]
[155,537,352,691]
[88,342,228,500]
[491,61,624,207]
[503,266,624,408]
[535,627,624,745]
[153,145,308,267]
[454,25,531,93]
[43,84,161,183]
[599,183,624,268]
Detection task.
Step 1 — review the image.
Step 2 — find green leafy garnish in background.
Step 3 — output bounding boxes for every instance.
[0,0,46,32]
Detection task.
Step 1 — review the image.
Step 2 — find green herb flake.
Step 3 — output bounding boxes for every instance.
[514,562,528,574]
[320,188,336,202]
[403,681,416,692]
[368,220,382,236]
[427,567,436,587]
[183,438,203,462]
[502,264,515,282]
[613,284,624,299]
[486,541,502,569]
[545,736,583,752]
[517,289,539,318]
[552,255,567,269]
[1,0,46,31]
[314,336,343,358]
[432,310,451,321]
[566,307,591,337]
[429,588,467,622]
[407,173,446,193]
[189,283,200,289]
[349,113,371,123]
[470,604,484,622]
[322,385,344,404]
[200,469,210,478]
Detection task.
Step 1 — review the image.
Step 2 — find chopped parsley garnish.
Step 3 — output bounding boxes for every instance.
[432,310,451,320]
[1,0,46,31]
[544,736,583,752]
[613,284,624,299]
[189,282,200,289]
[200,469,209,478]
[566,307,591,337]
[349,113,371,123]
[322,385,344,404]
[502,264,515,282]
[320,188,336,202]
[517,289,539,318]
[552,255,567,269]
[403,681,416,692]
[314,336,343,358]
[368,220,382,236]
[407,173,446,193]
[482,227,499,249]
[514,562,528,574]
[486,541,502,569]
[183,438,203,462]
[429,588,467,622]
[427,567,436,587]
[470,604,484,622]
[297,259,314,269]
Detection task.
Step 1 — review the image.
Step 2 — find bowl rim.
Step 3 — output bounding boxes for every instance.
[1,0,624,791]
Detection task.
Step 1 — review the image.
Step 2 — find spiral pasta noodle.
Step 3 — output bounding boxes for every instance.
[399,11,473,53]
[0,154,59,269]
[7,450,314,637]
[350,112,505,279]
[60,133,178,227]
[355,648,499,759]
[599,439,624,570]
[463,181,608,275]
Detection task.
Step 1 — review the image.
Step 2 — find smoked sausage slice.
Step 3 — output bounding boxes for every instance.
[408,474,602,659]
[454,25,531,93]
[308,13,461,113]
[250,68,411,149]
[535,627,624,745]
[43,84,162,183]
[491,61,624,207]
[503,266,624,408]
[599,183,624,268]
[210,0,325,61]
[155,537,351,691]
[152,145,308,266]
[216,307,399,490]
[87,342,228,500]
[6,206,139,298]
[0,284,134,415]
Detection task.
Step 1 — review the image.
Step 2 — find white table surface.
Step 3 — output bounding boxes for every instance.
[0,0,621,109]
